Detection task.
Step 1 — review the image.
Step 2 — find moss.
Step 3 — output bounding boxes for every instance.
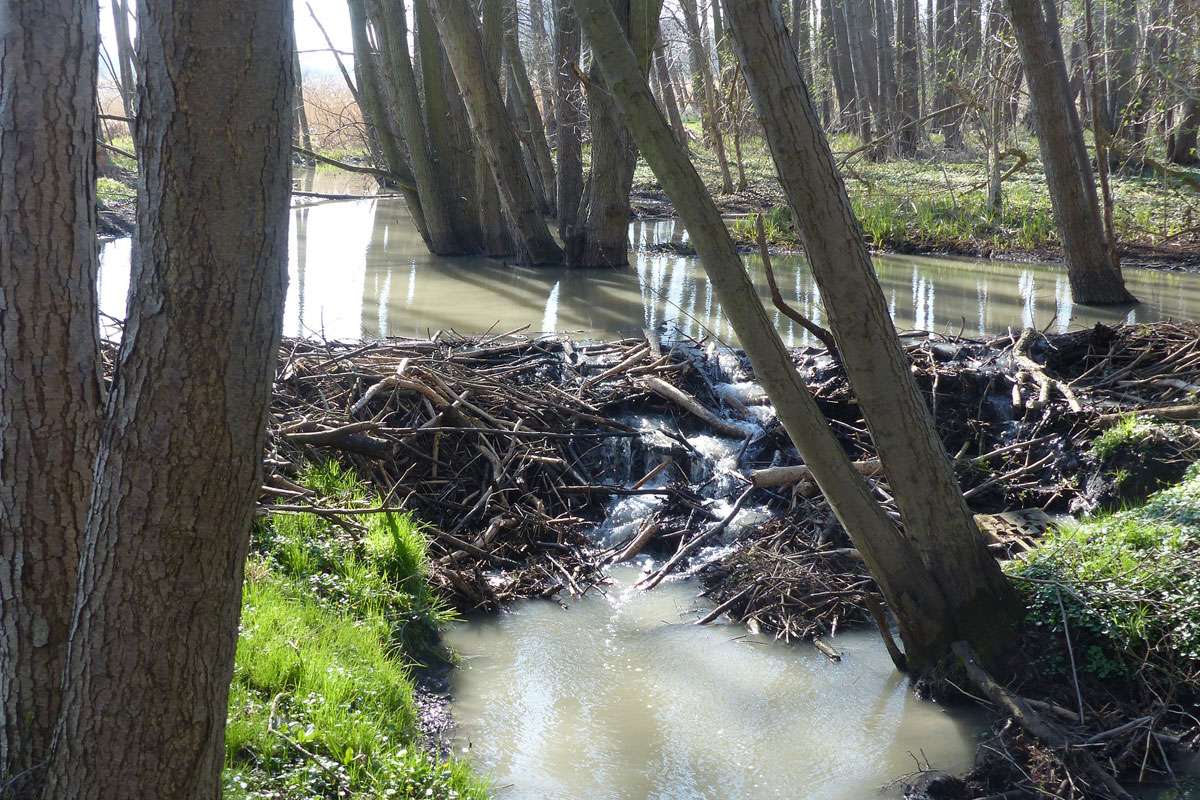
[224,462,486,799]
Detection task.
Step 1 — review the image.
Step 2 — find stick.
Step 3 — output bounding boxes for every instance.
[752,460,881,488]
[644,376,749,438]
[640,486,755,590]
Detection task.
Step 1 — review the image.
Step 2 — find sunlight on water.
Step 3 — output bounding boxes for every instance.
[98,191,1200,344]
[444,566,983,800]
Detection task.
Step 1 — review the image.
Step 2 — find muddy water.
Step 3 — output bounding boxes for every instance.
[444,566,981,800]
[98,187,1200,344]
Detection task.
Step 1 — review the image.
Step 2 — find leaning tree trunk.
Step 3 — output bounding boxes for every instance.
[723,0,1020,666]
[42,0,293,796]
[0,0,102,791]
[429,0,563,264]
[503,0,557,214]
[572,0,985,672]
[111,0,138,136]
[553,0,585,240]
[1008,0,1135,304]
[680,0,735,193]
[654,42,688,148]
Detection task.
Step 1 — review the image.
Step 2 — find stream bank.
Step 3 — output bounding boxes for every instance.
[253,319,1200,798]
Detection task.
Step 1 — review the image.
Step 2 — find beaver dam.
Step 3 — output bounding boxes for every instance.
[243,318,1200,799]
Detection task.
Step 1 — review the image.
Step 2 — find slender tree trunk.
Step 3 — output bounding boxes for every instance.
[528,0,558,137]
[680,0,734,192]
[292,48,313,152]
[933,0,956,144]
[378,0,462,254]
[794,0,811,86]
[844,0,879,142]
[875,0,898,146]
[553,0,584,240]
[654,43,688,146]
[896,0,922,153]
[724,0,1020,666]
[473,0,514,255]
[1168,91,1200,164]
[43,0,292,796]
[110,0,138,137]
[1007,0,1135,304]
[429,0,563,264]
[0,1,101,793]
[573,0,963,669]
[826,0,858,129]
[1104,0,1138,137]
[504,0,558,214]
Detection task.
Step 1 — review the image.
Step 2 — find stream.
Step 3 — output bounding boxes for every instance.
[98,177,1200,798]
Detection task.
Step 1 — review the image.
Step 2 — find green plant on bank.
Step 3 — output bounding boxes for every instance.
[1090,414,1164,460]
[224,461,486,800]
[1007,464,1200,686]
[96,176,135,206]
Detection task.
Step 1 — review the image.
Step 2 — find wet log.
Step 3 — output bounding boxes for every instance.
[644,377,749,438]
[751,459,882,488]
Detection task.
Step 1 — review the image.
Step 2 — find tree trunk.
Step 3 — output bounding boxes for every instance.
[723,0,1020,667]
[654,43,688,147]
[572,0,960,670]
[573,0,663,267]
[429,0,563,264]
[553,0,584,240]
[377,0,462,254]
[42,0,292,796]
[111,0,138,137]
[1168,91,1200,165]
[825,0,858,129]
[933,0,956,144]
[1103,0,1138,137]
[844,0,879,142]
[292,48,313,152]
[874,0,898,145]
[473,0,514,256]
[793,0,811,86]
[528,0,558,138]
[680,0,735,192]
[0,1,102,791]
[895,0,922,153]
[416,0,485,251]
[504,0,558,214]
[1008,0,1135,304]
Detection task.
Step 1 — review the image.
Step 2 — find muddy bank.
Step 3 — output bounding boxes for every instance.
[253,322,1200,798]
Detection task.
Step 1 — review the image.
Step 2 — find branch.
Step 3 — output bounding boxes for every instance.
[290,144,417,192]
[754,214,841,359]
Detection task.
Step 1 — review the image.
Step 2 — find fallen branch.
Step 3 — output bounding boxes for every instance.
[644,376,749,438]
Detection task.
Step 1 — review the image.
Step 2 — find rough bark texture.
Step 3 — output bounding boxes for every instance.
[824,0,857,129]
[42,0,293,796]
[1104,0,1138,136]
[553,0,584,240]
[473,0,513,256]
[723,0,1020,667]
[429,0,562,264]
[1169,91,1200,165]
[0,1,102,792]
[1008,0,1135,305]
[572,0,968,672]
[503,0,557,214]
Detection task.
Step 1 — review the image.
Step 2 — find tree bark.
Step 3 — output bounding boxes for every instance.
[723,0,1021,667]
[42,0,292,796]
[473,0,513,256]
[110,0,138,137]
[573,0,987,672]
[503,0,557,214]
[824,0,857,129]
[292,48,313,152]
[377,0,462,254]
[895,0,922,153]
[874,0,898,144]
[1168,91,1200,165]
[680,0,734,193]
[654,42,688,147]
[1008,0,1135,305]
[416,0,485,251]
[553,0,584,240]
[0,1,102,792]
[1103,0,1138,136]
[429,0,563,264]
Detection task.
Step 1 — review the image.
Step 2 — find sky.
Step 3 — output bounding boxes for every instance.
[99,1,358,84]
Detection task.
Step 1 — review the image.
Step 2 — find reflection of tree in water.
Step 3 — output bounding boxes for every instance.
[293,168,315,335]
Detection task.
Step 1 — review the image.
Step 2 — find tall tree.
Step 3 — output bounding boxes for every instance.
[41,0,294,795]
[895,0,922,153]
[653,41,688,146]
[110,0,138,135]
[0,0,102,792]
[572,0,956,669]
[723,0,1019,664]
[1007,0,1135,305]
[428,0,563,264]
[553,0,584,239]
[680,0,734,192]
[504,0,557,213]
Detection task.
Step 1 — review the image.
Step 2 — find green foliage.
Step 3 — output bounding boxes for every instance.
[96,176,135,205]
[1008,466,1200,684]
[1090,414,1159,460]
[225,462,483,799]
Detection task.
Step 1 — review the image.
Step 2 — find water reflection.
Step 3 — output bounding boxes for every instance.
[97,193,1200,344]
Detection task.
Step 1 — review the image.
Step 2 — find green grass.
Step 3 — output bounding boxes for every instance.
[224,462,486,800]
[1008,464,1200,685]
[96,176,135,206]
[1090,414,1162,461]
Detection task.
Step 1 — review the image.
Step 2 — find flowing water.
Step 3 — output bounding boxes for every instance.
[98,178,1200,797]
